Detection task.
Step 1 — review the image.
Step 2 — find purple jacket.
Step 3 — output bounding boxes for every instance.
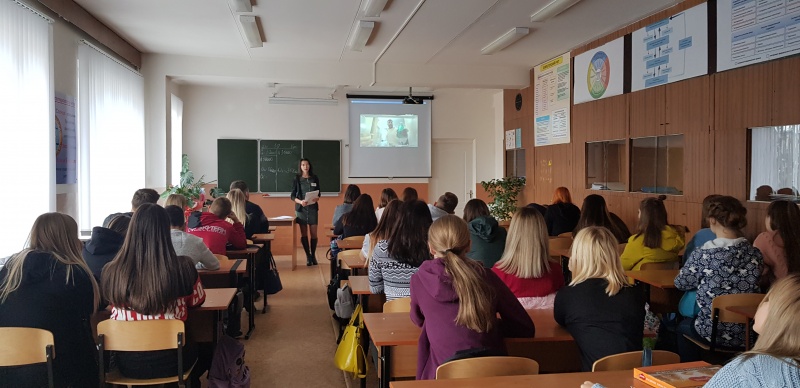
[410,258,535,380]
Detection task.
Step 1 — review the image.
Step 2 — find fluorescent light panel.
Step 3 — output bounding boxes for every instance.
[239,15,262,48]
[229,0,252,13]
[530,0,582,22]
[269,97,338,106]
[347,21,375,52]
[481,27,529,55]
[361,0,389,17]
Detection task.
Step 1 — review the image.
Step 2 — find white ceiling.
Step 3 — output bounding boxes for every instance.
[75,0,681,89]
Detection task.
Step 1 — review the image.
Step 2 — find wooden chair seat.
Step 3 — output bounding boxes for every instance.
[383,297,411,313]
[592,350,680,371]
[0,327,55,388]
[102,368,194,386]
[436,356,539,379]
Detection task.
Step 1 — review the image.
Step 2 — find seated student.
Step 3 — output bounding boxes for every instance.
[103,188,159,227]
[363,199,401,261]
[427,192,458,221]
[164,193,188,209]
[544,187,581,236]
[402,187,418,202]
[754,200,800,286]
[227,188,248,228]
[83,214,130,281]
[411,215,535,380]
[187,197,246,255]
[165,205,220,270]
[573,194,631,244]
[369,200,432,300]
[101,204,206,383]
[229,180,269,238]
[332,184,360,226]
[493,207,563,309]
[526,202,548,217]
[554,227,645,372]
[674,196,763,360]
[683,194,722,262]
[375,188,398,222]
[0,213,100,387]
[334,194,377,238]
[620,196,684,270]
[463,199,507,268]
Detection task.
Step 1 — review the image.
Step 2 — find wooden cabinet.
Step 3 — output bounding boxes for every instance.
[629,87,665,138]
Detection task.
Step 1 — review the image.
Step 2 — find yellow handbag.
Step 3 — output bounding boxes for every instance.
[334,304,368,378]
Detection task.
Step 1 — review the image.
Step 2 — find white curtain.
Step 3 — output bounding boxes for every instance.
[0,1,54,258]
[170,94,183,186]
[750,125,800,200]
[78,43,145,231]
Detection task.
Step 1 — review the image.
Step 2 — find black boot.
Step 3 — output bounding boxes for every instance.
[310,238,319,265]
[301,237,312,266]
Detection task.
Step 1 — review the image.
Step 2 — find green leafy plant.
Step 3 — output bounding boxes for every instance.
[480,176,526,221]
[160,154,219,209]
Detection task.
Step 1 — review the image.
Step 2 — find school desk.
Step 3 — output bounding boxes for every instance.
[336,238,364,250]
[227,244,264,339]
[726,305,758,350]
[625,269,682,313]
[339,249,367,276]
[347,275,385,313]
[389,369,656,388]
[187,287,237,344]
[551,247,571,283]
[268,217,298,270]
[248,234,275,313]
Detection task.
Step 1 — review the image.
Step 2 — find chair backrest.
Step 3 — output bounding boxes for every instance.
[436,356,539,380]
[557,232,573,238]
[548,237,573,257]
[97,319,185,352]
[214,254,229,262]
[592,350,680,371]
[0,327,54,366]
[383,297,411,313]
[343,235,366,243]
[640,261,679,270]
[712,293,765,324]
[246,239,254,245]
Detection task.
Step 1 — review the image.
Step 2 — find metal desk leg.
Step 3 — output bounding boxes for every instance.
[380,345,391,388]
[245,255,256,339]
[360,294,369,388]
[214,310,222,344]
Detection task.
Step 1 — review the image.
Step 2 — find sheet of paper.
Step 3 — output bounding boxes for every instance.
[272,215,295,220]
[304,190,320,205]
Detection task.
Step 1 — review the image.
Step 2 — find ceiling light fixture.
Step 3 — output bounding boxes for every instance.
[229,0,252,13]
[361,0,389,17]
[530,0,582,22]
[239,15,262,48]
[480,27,529,55]
[347,21,375,52]
[268,97,338,106]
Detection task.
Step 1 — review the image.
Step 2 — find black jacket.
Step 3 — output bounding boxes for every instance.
[244,200,269,238]
[334,216,377,239]
[545,202,581,236]
[290,175,321,212]
[0,252,98,387]
[82,226,125,281]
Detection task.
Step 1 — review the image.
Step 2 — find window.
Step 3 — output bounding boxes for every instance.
[749,125,800,201]
[630,135,684,195]
[0,2,53,257]
[505,149,525,178]
[170,94,183,186]
[585,140,626,191]
[78,43,145,232]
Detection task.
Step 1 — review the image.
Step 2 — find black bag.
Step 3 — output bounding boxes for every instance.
[327,273,340,310]
[264,252,282,295]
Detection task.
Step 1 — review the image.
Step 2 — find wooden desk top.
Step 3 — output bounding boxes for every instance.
[324,224,334,230]
[337,239,364,250]
[727,305,758,319]
[226,244,262,257]
[340,250,367,269]
[267,217,295,225]
[250,233,275,242]
[625,269,680,289]
[198,259,246,275]
[196,288,236,311]
[390,369,651,388]
[348,276,371,295]
[551,248,571,258]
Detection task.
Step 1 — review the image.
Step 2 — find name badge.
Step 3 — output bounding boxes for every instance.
[311,183,317,187]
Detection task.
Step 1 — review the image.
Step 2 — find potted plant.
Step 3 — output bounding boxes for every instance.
[480,177,526,221]
[160,154,219,210]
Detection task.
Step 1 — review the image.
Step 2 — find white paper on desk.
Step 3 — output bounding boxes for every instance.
[304,190,320,205]
[272,215,294,220]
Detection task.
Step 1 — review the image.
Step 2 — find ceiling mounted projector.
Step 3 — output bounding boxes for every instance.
[403,87,422,104]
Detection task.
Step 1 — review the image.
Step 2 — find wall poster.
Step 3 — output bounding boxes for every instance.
[55,92,76,184]
[534,52,571,146]
[574,37,625,104]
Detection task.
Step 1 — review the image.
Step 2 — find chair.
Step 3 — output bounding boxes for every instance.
[435,356,539,380]
[640,261,679,270]
[683,293,765,353]
[246,239,254,245]
[383,297,411,313]
[343,235,366,244]
[591,350,680,371]
[0,328,55,388]
[557,232,573,238]
[548,236,573,258]
[96,319,195,387]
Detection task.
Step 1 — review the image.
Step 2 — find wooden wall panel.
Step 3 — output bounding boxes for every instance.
[772,56,800,126]
[629,87,666,138]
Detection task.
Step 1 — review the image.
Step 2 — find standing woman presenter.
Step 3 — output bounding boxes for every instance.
[291,158,321,266]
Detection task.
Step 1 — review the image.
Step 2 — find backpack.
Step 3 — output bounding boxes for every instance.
[334,284,355,321]
[207,335,250,388]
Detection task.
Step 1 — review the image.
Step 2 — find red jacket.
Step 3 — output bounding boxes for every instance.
[187,212,246,255]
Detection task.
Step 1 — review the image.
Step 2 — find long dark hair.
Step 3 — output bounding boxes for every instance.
[767,201,800,274]
[343,185,361,204]
[574,194,625,241]
[296,158,314,177]
[388,200,433,267]
[463,198,491,223]
[402,187,418,202]
[635,195,669,249]
[101,203,197,315]
[342,194,377,229]
[379,188,398,208]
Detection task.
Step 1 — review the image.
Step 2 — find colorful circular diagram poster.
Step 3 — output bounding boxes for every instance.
[587,51,610,99]
[573,37,624,104]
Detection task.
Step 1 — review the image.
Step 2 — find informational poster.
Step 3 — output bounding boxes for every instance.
[574,37,625,104]
[534,52,571,147]
[505,128,523,150]
[631,3,708,91]
[717,0,800,72]
[515,128,522,149]
[55,92,77,184]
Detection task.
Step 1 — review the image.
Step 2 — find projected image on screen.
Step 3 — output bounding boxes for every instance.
[359,115,419,147]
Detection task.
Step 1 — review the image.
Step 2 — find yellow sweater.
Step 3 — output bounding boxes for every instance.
[620,226,685,270]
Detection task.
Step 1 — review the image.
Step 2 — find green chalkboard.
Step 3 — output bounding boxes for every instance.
[217,139,258,193]
[259,140,302,193]
[302,140,341,193]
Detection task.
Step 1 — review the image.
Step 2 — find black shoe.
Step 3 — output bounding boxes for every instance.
[310,238,318,265]
[307,258,313,266]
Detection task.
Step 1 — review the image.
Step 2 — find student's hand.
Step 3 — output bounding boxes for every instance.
[301,200,308,207]
[228,212,240,224]
[581,382,597,388]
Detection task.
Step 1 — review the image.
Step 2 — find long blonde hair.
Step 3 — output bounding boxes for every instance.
[569,226,629,296]
[495,207,550,278]
[0,213,100,309]
[227,189,247,226]
[744,274,800,363]
[165,193,188,209]
[428,215,495,333]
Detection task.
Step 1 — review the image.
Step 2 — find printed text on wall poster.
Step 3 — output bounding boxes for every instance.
[534,52,571,146]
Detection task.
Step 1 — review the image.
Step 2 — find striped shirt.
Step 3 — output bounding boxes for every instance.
[368,239,420,301]
[111,276,206,321]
